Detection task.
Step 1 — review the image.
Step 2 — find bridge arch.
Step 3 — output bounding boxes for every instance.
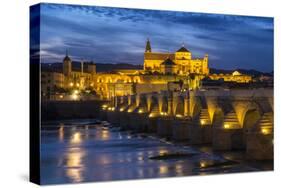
[174,96,184,116]
[241,102,262,130]
[133,76,141,83]
[149,95,160,115]
[212,107,224,128]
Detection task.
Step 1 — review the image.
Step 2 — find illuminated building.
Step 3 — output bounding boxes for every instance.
[41,39,253,100]
[209,71,252,83]
[144,39,209,75]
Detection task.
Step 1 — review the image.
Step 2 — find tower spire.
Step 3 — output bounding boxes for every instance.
[145,38,151,53]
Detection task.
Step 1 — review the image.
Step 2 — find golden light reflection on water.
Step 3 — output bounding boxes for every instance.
[200,161,207,168]
[71,132,82,144]
[159,149,168,155]
[101,130,109,140]
[59,124,64,142]
[66,148,86,183]
[99,155,111,165]
[175,164,183,175]
[159,165,169,175]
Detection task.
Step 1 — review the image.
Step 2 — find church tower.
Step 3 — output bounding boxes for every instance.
[145,38,152,53]
[175,43,191,60]
[63,50,72,77]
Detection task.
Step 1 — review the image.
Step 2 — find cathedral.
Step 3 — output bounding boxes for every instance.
[144,39,209,75]
[41,39,252,100]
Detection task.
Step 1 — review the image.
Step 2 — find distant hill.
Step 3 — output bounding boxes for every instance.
[41,62,272,76]
[95,63,143,72]
[41,62,143,73]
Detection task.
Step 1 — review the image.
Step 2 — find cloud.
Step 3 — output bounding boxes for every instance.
[38,3,274,72]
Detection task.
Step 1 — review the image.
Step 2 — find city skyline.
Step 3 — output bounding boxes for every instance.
[40,3,273,72]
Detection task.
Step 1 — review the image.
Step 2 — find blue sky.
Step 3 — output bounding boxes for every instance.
[39,3,274,72]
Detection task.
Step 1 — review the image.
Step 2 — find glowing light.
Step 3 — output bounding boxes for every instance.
[160,112,168,116]
[261,127,271,135]
[76,83,80,87]
[107,107,115,111]
[149,113,154,118]
[59,95,63,99]
[176,114,183,118]
[159,149,168,155]
[71,132,82,144]
[175,164,183,174]
[159,165,168,174]
[74,90,79,94]
[59,124,64,142]
[138,109,143,114]
[127,109,133,113]
[69,82,74,87]
[101,130,109,140]
[72,94,78,100]
[119,108,124,112]
[200,120,205,125]
[200,161,207,168]
[66,148,85,183]
[224,124,230,129]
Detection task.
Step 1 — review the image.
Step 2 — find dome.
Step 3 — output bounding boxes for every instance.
[161,58,176,66]
[176,46,190,52]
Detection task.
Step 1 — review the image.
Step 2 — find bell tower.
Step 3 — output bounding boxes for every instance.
[145,38,152,53]
[63,50,72,77]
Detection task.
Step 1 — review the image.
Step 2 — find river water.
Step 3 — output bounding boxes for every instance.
[40,119,272,185]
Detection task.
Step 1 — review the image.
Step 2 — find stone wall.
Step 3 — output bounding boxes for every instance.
[41,100,107,121]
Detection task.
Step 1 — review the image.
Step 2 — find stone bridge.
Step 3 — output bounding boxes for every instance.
[101,88,273,160]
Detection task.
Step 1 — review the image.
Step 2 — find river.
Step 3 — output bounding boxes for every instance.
[40,119,272,185]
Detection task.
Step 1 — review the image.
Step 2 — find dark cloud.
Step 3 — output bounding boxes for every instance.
[39,3,274,72]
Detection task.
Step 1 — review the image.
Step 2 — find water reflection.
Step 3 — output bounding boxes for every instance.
[70,132,82,144]
[159,149,168,155]
[59,123,64,142]
[175,163,184,175]
[200,161,207,168]
[65,148,86,183]
[159,165,169,175]
[101,130,109,140]
[40,120,267,184]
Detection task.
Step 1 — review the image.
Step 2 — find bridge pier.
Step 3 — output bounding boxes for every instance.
[119,111,131,130]
[189,123,212,145]
[246,132,273,160]
[102,89,273,162]
[172,118,190,141]
[129,112,149,132]
[147,116,158,133]
[212,128,244,150]
[157,116,174,138]
[106,109,120,127]
[99,109,108,121]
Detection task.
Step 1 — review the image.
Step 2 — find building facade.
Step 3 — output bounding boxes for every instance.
[41,39,253,100]
[144,39,209,75]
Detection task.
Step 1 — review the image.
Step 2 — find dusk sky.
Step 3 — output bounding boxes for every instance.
[40,3,274,72]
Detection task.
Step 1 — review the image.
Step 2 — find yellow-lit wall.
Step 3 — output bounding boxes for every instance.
[144,51,209,75]
[209,74,252,83]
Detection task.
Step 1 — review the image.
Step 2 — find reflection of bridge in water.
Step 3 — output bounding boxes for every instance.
[101,89,273,160]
